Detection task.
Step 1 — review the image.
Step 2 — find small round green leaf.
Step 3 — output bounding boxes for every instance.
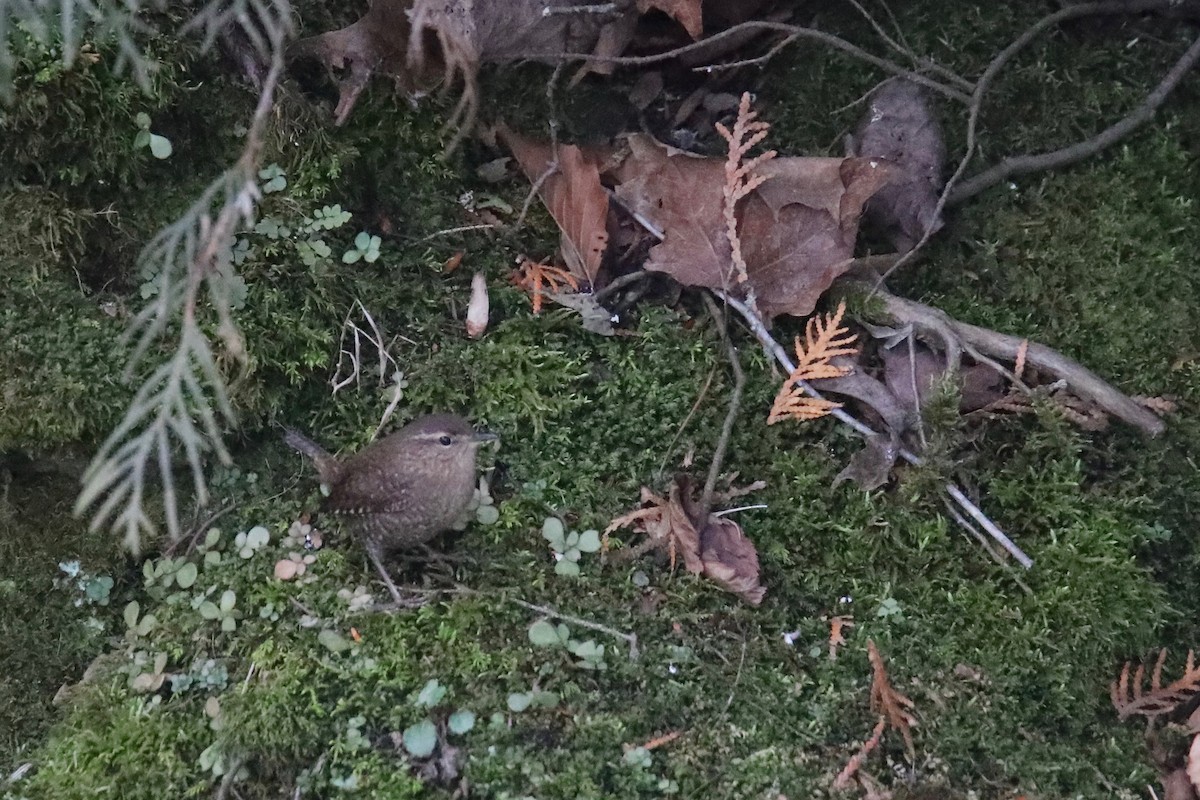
[318,629,352,653]
[448,709,475,735]
[133,129,150,149]
[342,249,362,264]
[175,562,198,588]
[506,692,531,712]
[402,719,438,758]
[198,601,220,620]
[528,620,560,646]
[416,679,447,708]
[555,559,581,577]
[135,112,151,128]
[577,530,602,553]
[354,231,371,249]
[476,505,500,525]
[148,134,173,159]
[124,601,140,630]
[219,590,236,612]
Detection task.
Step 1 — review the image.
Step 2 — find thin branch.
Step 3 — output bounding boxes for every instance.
[715,290,1034,569]
[949,29,1200,204]
[876,0,1190,286]
[510,598,639,660]
[699,293,746,520]
[531,20,971,104]
[864,284,1165,435]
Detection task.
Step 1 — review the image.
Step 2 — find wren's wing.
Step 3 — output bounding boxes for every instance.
[322,454,419,516]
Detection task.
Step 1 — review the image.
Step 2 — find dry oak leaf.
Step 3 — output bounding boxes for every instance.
[1111,648,1200,721]
[499,125,610,285]
[638,0,703,39]
[768,300,858,424]
[868,639,917,760]
[608,134,895,320]
[605,476,764,605]
[1188,735,1200,797]
[288,0,441,125]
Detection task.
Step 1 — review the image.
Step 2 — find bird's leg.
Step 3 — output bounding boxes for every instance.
[415,543,475,565]
[366,546,426,609]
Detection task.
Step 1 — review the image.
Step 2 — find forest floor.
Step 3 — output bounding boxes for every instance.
[3,3,1200,799]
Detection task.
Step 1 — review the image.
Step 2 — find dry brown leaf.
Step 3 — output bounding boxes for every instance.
[868,639,917,760]
[1167,766,1200,800]
[443,250,465,273]
[608,134,894,321]
[1188,736,1200,797]
[499,126,610,285]
[605,475,764,604]
[833,434,899,491]
[1112,649,1200,721]
[698,516,765,605]
[638,0,703,39]
[768,301,858,424]
[846,78,946,253]
[288,0,440,125]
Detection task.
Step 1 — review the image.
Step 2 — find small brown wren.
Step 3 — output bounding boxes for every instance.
[283,414,497,604]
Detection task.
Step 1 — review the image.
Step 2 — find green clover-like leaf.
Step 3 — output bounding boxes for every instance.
[542,518,566,550]
[318,629,352,653]
[577,530,602,553]
[416,679,447,708]
[148,134,172,159]
[448,709,475,735]
[175,562,198,589]
[402,719,438,758]
[528,620,561,646]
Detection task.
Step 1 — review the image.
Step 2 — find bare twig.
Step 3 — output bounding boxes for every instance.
[950,29,1200,204]
[715,290,1034,569]
[510,598,639,660]
[593,270,652,305]
[699,293,746,519]
[532,21,971,103]
[876,0,1193,286]
[862,285,1165,435]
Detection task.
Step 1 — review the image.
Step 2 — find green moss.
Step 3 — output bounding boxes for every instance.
[8,2,1200,798]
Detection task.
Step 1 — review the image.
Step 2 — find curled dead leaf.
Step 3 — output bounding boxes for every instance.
[606,475,764,604]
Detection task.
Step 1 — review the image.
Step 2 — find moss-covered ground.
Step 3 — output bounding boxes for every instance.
[3,3,1200,798]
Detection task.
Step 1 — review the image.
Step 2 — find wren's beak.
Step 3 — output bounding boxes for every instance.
[472,429,499,443]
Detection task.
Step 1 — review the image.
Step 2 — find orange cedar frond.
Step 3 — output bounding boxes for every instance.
[829,615,854,661]
[833,717,886,789]
[511,258,580,315]
[867,639,918,760]
[717,92,776,294]
[767,300,859,424]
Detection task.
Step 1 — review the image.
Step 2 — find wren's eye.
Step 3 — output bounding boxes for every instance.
[438,435,453,446]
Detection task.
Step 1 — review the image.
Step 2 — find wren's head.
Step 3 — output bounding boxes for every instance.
[396,413,497,453]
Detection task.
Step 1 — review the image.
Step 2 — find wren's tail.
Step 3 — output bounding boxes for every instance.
[282,426,341,484]
[281,427,329,460]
